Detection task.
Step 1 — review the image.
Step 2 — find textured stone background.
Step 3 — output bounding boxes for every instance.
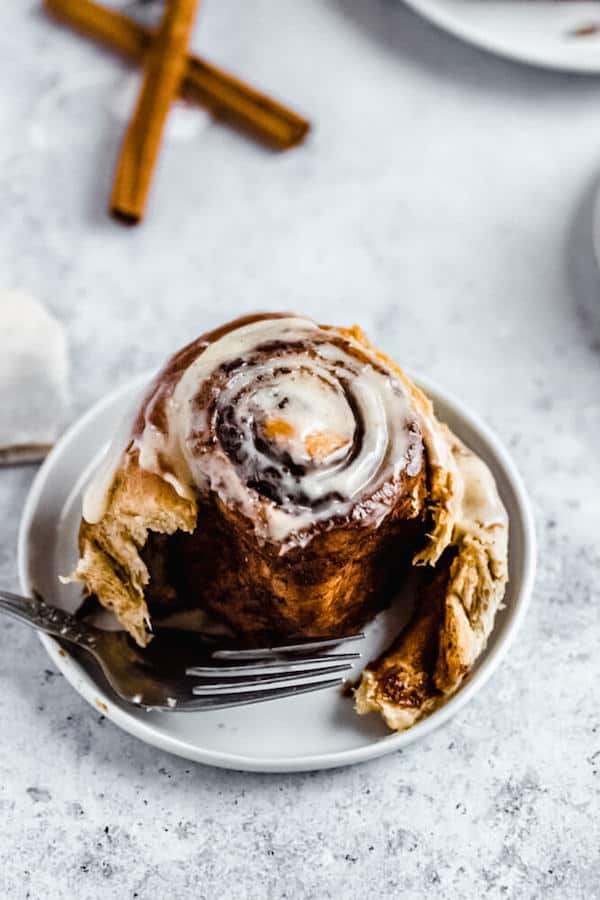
[1,1,599,898]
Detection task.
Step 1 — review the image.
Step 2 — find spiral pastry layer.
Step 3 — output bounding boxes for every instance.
[120,315,428,546]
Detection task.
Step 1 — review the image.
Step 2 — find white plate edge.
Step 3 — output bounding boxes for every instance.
[402,0,600,75]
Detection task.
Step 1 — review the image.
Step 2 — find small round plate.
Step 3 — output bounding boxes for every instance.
[403,0,600,74]
[18,372,535,772]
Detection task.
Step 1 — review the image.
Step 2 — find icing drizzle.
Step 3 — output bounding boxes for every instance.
[84,315,426,546]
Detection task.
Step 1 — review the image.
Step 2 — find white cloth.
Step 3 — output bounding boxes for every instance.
[0,291,68,463]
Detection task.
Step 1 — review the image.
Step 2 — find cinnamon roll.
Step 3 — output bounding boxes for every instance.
[71,313,509,731]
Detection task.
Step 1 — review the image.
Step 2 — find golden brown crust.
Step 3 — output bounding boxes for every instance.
[353,571,446,730]
[354,435,509,730]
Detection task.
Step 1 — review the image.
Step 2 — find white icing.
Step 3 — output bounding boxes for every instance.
[250,373,354,466]
[82,442,121,525]
[144,318,420,542]
[83,317,432,546]
[82,383,148,523]
[454,445,508,531]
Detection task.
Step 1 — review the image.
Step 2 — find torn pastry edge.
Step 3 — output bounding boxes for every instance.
[64,460,197,647]
[354,432,509,731]
[340,325,462,567]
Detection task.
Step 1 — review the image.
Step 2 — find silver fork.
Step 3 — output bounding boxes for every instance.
[0,591,364,712]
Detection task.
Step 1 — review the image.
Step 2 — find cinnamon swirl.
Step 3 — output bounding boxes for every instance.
[70,313,509,731]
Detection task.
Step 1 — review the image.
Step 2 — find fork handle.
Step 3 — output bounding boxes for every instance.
[0,590,99,648]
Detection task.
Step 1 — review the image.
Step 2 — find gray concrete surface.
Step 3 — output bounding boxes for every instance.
[0,1,599,897]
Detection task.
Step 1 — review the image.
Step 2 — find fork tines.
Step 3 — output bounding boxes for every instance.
[185,633,365,702]
[211,633,365,660]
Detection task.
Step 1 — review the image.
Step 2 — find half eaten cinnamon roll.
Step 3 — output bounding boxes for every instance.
[70,313,508,731]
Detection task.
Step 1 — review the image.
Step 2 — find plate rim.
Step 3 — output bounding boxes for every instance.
[18,371,536,773]
[402,0,600,75]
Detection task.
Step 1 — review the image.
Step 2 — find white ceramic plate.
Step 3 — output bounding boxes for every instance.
[18,372,535,773]
[403,0,600,73]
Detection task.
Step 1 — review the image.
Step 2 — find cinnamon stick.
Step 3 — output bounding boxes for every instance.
[44,0,309,151]
[109,0,200,223]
